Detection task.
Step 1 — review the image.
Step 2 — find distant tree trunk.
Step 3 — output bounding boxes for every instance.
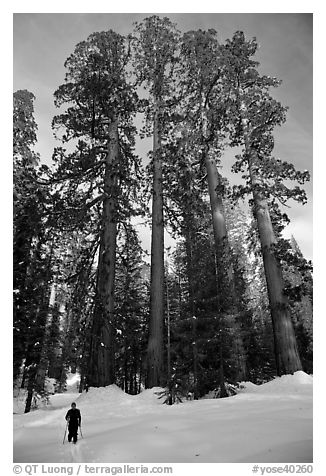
[24,365,37,413]
[184,230,199,400]
[234,333,247,381]
[132,358,138,395]
[147,100,165,388]
[124,337,129,393]
[88,118,119,387]
[166,257,171,388]
[218,344,228,398]
[239,101,302,375]
[47,303,61,379]
[192,314,199,399]
[56,301,74,393]
[138,364,143,394]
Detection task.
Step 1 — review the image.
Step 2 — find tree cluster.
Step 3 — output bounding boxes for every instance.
[13,18,312,411]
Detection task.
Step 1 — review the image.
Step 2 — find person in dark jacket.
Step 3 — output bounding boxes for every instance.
[65,402,81,444]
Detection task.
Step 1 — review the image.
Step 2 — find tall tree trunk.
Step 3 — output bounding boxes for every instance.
[204,154,232,290]
[249,158,302,374]
[239,101,302,375]
[205,153,230,390]
[147,100,165,388]
[205,151,247,386]
[201,99,235,306]
[88,118,119,387]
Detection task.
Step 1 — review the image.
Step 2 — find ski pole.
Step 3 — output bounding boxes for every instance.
[62,421,68,445]
[79,425,83,439]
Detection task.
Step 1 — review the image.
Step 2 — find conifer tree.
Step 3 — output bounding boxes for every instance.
[161,137,203,398]
[132,16,180,387]
[13,89,43,379]
[114,224,149,394]
[53,30,141,387]
[13,90,56,411]
[177,29,243,394]
[221,32,310,375]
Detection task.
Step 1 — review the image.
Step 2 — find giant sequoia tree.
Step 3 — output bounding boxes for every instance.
[132,16,180,388]
[221,32,310,375]
[53,30,141,387]
[177,29,245,393]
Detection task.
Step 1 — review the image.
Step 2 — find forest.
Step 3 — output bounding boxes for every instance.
[13,16,313,414]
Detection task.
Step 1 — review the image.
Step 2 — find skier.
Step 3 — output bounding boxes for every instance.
[65,402,81,444]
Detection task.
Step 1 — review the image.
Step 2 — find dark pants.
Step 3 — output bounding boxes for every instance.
[68,423,78,443]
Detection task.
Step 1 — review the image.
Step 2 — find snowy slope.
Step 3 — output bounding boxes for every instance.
[13,371,312,463]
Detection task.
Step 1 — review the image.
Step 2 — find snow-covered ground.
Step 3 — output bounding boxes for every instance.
[13,371,312,463]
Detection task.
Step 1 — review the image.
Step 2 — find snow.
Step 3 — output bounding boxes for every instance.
[239,371,313,394]
[13,372,312,463]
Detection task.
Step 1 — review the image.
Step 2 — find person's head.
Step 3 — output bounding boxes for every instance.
[71,402,76,409]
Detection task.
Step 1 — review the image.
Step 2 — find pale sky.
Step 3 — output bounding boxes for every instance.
[13,12,313,259]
